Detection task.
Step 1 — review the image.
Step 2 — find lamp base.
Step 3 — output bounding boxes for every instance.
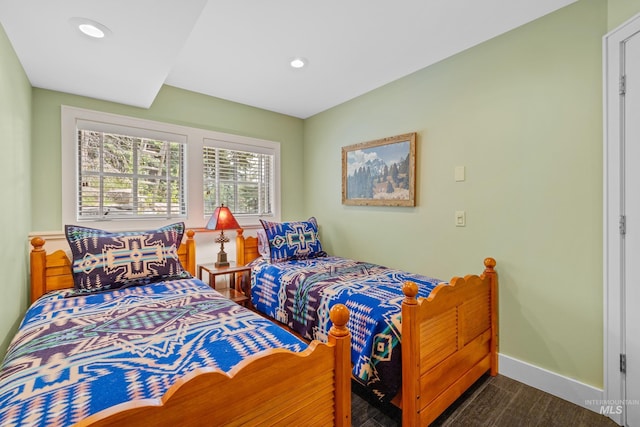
[215,249,229,268]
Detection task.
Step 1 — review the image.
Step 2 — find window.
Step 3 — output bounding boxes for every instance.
[203,146,273,217]
[61,106,280,231]
[77,123,186,220]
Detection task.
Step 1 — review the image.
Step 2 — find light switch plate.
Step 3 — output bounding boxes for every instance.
[455,211,466,227]
[455,166,465,182]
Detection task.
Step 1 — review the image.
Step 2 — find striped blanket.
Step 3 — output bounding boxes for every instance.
[250,256,442,401]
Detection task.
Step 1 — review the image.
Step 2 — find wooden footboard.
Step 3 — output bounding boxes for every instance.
[77,304,352,427]
[401,258,498,426]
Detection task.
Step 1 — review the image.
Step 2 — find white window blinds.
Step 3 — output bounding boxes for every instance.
[76,122,187,220]
[203,146,273,217]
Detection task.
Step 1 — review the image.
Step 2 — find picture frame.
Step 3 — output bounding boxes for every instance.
[342,132,416,206]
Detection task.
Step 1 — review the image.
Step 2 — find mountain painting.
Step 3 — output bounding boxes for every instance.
[342,133,416,207]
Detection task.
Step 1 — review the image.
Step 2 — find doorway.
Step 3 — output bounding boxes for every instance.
[604,12,640,427]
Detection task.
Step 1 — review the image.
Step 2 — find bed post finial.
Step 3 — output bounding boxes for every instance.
[484,257,496,272]
[31,237,45,251]
[402,281,419,305]
[329,303,349,336]
[329,304,351,427]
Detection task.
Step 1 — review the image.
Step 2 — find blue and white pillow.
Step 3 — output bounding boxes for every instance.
[260,217,327,263]
[65,222,192,294]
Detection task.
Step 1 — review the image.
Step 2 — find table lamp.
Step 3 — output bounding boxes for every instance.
[206,204,240,267]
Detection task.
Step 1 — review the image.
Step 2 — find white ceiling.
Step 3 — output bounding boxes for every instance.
[0,0,577,119]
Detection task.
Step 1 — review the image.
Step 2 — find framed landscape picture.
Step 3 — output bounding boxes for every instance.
[342,132,416,206]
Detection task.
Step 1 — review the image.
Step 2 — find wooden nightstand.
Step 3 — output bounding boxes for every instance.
[197,262,251,307]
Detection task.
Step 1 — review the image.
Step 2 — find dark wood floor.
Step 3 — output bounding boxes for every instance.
[352,374,619,426]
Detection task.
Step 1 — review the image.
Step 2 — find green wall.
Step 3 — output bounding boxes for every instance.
[0,23,32,356]
[304,0,607,388]
[608,0,640,29]
[31,85,305,232]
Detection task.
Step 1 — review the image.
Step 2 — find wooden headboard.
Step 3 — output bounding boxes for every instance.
[236,228,260,266]
[29,230,196,303]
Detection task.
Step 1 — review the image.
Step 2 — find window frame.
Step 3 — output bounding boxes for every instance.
[76,120,188,221]
[62,106,281,231]
[202,138,275,220]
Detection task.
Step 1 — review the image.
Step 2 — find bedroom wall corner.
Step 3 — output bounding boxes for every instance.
[0,22,32,357]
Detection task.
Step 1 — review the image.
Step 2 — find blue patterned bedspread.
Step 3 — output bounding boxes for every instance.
[0,278,305,426]
[250,256,443,401]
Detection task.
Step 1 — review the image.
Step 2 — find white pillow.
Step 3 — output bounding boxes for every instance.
[256,229,271,261]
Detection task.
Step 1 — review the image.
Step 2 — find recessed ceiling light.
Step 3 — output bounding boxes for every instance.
[290,58,307,69]
[70,17,111,39]
[79,24,104,38]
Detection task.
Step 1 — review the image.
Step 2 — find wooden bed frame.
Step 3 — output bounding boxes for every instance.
[27,230,352,426]
[236,228,498,427]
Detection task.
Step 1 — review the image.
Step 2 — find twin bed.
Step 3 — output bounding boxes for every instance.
[1,219,497,427]
[237,217,498,427]
[0,226,351,426]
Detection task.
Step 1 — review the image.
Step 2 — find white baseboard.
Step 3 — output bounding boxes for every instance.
[498,353,605,414]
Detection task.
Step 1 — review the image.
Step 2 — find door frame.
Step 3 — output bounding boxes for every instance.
[604,12,640,427]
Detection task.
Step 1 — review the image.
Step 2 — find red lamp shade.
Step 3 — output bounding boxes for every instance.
[206,204,240,267]
[206,204,240,231]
